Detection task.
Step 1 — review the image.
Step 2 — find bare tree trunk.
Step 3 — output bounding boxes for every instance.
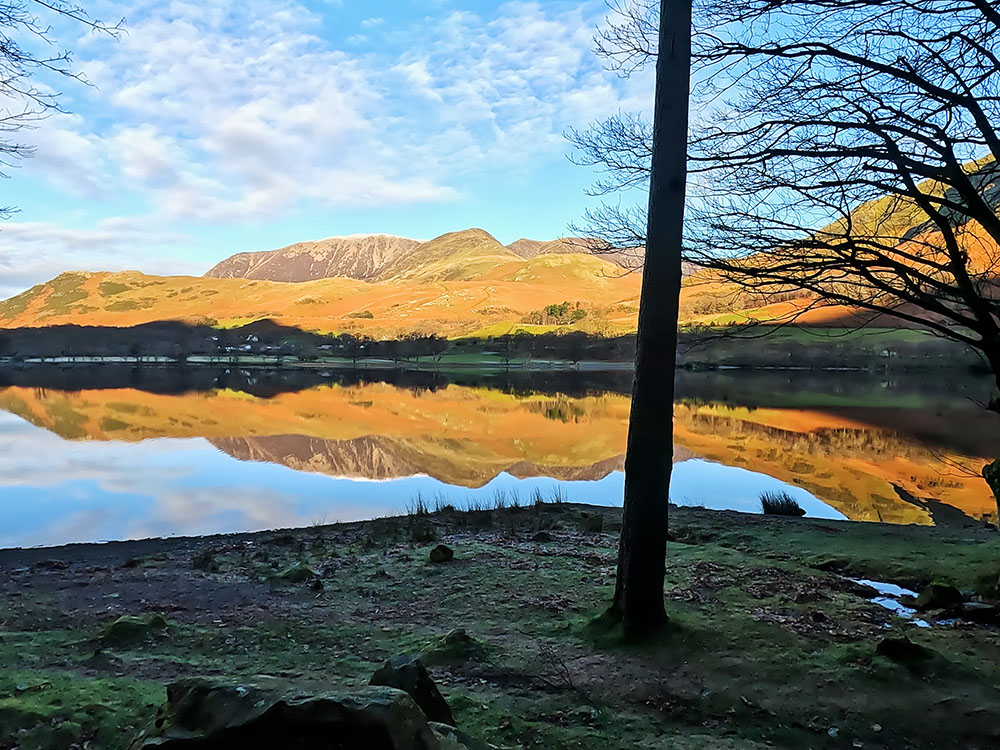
[986,343,1000,413]
[984,345,1000,523]
[609,0,691,635]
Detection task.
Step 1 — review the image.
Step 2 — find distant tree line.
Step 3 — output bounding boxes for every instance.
[0,321,450,362]
[0,319,984,371]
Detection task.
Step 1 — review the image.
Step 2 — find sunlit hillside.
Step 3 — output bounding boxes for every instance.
[684,159,1000,328]
[0,230,644,338]
[3,171,999,337]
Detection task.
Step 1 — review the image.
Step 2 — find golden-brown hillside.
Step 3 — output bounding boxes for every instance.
[0,233,643,338]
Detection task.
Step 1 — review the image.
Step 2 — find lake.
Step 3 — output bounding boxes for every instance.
[0,366,996,548]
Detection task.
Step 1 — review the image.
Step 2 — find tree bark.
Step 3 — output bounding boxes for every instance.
[984,460,1000,524]
[609,0,691,634]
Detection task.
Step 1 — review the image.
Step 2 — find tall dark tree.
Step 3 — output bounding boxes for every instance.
[608,0,692,634]
[570,0,1000,406]
[0,1,120,217]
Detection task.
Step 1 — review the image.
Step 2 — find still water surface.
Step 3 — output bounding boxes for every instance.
[0,366,995,548]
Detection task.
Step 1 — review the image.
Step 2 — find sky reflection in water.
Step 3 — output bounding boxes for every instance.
[0,410,843,549]
[3,368,994,548]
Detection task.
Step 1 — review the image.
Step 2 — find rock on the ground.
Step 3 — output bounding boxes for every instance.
[975,566,1000,599]
[130,677,481,749]
[876,636,932,665]
[422,629,488,667]
[962,601,1000,624]
[429,723,494,750]
[429,545,454,563]
[581,513,604,533]
[370,655,455,726]
[915,583,964,612]
[276,562,318,583]
[101,614,167,645]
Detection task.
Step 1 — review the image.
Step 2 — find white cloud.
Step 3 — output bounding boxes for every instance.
[15,0,648,227]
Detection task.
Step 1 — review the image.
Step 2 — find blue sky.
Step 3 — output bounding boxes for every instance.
[0,0,654,298]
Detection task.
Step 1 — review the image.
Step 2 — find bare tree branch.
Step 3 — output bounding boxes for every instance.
[573,0,1000,399]
[0,1,122,217]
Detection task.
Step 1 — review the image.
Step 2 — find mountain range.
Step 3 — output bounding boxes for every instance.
[204,233,634,282]
[3,163,997,338]
[0,228,647,338]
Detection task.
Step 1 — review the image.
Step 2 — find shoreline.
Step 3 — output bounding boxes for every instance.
[0,355,984,375]
[4,495,994,558]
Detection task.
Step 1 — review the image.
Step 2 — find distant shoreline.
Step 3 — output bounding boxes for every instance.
[0,354,982,375]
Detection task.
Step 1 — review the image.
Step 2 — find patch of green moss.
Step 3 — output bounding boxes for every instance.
[43,399,87,440]
[105,300,140,312]
[0,671,162,750]
[98,282,130,297]
[107,402,155,417]
[40,273,90,315]
[0,284,45,318]
[99,417,130,432]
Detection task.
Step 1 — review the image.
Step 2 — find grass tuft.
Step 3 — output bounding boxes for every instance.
[406,493,430,517]
[760,490,806,517]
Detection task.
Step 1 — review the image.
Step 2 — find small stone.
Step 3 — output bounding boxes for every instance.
[961,601,1000,624]
[445,628,470,645]
[53,721,84,745]
[422,628,488,666]
[871,723,882,733]
[876,635,932,665]
[430,544,454,563]
[31,559,68,571]
[581,513,604,533]
[429,722,492,750]
[101,614,168,645]
[276,563,317,583]
[915,583,964,612]
[191,548,219,572]
[828,727,839,738]
[531,531,553,543]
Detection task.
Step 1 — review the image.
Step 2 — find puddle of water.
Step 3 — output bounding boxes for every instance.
[851,578,918,599]
[849,578,930,628]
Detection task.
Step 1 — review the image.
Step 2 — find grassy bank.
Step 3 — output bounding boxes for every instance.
[1,504,999,749]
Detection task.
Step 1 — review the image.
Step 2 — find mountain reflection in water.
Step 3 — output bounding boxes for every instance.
[0,366,995,548]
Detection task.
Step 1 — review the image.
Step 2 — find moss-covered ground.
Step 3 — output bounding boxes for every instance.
[1,504,998,749]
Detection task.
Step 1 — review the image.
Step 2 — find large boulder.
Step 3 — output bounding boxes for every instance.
[130,677,474,749]
[370,655,455,726]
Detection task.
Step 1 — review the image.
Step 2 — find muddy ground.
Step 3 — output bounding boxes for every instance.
[1,503,999,749]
